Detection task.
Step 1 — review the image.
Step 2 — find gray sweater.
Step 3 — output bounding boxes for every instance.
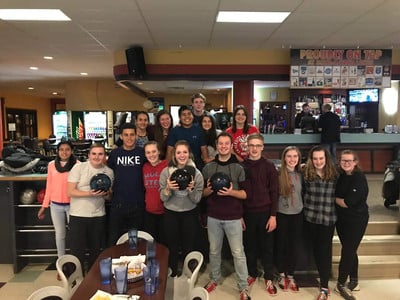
[159,165,204,212]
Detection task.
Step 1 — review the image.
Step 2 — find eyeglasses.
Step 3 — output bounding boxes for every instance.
[340,159,355,163]
[248,144,263,148]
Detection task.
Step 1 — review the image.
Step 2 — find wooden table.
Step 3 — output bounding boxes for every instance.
[71,241,169,300]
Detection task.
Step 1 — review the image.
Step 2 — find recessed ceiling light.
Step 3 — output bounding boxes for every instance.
[43,56,53,60]
[52,92,58,95]
[216,11,290,23]
[28,87,34,90]
[29,66,38,70]
[80,72,88,76]
[0,9,71,21]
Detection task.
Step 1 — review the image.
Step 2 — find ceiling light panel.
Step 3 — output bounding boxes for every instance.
[0,9,71,21]
[217,11,290,23]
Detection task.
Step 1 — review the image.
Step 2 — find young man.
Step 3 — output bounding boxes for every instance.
[202,132,251,300]
[241,133,279,295]
[191,93,213,125]
[318,103,341,163]
[67,143,114,271]
[166,105,210,170]
[106,123,146,246]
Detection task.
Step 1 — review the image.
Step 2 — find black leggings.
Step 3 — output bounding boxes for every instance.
[304,221,335,288]
[336,216,368,284]
[276,212,303,276]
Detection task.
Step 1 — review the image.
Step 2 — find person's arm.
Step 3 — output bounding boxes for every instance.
[166,146,174,162]
[67,182,108,198]
[216,183,247,199]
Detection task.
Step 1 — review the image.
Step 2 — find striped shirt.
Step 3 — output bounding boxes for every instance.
[303,177,337,226]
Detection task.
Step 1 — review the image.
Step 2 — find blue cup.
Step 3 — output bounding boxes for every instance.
[99,257,112,285]
[114,266,128,294]
[150,259,160,290]
[128,228,138,250]
[142,266,150,280]
[144,277,154,295]
[146,240,156,260]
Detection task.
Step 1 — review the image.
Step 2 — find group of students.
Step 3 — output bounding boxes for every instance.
[38,95,368,300]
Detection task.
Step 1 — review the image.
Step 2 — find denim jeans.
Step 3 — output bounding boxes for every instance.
[50,202,70,257]
[207,216,249,291]
[323,143,337,164]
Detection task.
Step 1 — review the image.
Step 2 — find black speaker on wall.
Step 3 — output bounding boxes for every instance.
[125,46,146,79]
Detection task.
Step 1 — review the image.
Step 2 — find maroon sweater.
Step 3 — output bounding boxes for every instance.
[242,157,279,215]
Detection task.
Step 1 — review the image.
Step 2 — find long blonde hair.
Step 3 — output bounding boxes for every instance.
[279,146,302,197]
[304,145,337,181]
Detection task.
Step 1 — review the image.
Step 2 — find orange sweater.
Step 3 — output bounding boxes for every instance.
[41,160,79,207]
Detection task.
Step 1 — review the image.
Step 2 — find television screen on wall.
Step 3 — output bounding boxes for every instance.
[348,88,379,103]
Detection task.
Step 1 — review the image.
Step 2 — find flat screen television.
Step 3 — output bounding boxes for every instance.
[348,88,379,103]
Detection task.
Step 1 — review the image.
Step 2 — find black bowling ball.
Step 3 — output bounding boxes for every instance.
[170,168,192,190]
[210,172,231,192]
[90,173,111,192]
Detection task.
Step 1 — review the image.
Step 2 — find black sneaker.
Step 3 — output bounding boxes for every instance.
[335,283,356,300]
[347,279,360,291]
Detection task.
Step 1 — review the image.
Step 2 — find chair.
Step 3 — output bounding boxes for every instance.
[116,230,154,245]
[56,254,84,297]
[189,286,209,300]
[181,251,204,292]
[27,285,69,300]
[171,251,204,300]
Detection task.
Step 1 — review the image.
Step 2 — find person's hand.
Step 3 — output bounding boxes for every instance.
[217,182,233,196]
[187,176,195,191]
[167,176,179,191]
[241,218,246,231]
[38,207,46,220]
[265,216,276,232]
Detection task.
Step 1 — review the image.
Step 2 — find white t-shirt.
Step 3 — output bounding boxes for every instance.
[68,161,114,217]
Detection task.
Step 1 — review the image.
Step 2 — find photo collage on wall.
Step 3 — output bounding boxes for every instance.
[290,49,392,89]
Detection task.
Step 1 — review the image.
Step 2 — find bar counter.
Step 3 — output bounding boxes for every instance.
[262,133,400,173]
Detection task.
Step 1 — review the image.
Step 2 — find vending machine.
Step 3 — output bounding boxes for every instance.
[52,111,68,141]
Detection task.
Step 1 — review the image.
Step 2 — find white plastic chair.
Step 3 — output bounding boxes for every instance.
[181,251,204,292]
[189,286,209,300]
[173,251,204,299]
[116,230,154,245]
[27,285,69,300]
[56,254,84,297]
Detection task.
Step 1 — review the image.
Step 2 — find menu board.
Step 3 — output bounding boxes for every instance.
[290,49,392,89]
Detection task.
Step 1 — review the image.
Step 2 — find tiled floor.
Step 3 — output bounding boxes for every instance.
[1,174,399,300]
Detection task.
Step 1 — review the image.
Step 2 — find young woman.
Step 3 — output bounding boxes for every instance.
[303,145,337,300]
[335,150,369,300]
[135,111,154,148]
[276,146,303,292]
[159,140,204,276]
[142,141,168,243]
[67,143,114,271]
[38,141,79,278]
[225,105,258,162]
[200,114,221,160]
[152,110,173,160]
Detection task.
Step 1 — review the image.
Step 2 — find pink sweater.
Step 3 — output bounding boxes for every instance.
[41,160,79,207]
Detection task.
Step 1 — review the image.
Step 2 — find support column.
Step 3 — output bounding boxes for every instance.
[233,80,254,122]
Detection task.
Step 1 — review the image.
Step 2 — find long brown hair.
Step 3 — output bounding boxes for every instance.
[279,146,302,197]
[304,145,337,181]
[231,105,250,133]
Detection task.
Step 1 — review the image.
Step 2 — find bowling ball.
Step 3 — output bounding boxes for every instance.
[36,188,46,203]
[210,172,231,192]
[89,173,111,192]
[170,168,192,190]
[20,188,37,205]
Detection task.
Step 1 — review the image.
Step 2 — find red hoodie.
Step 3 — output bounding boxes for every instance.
[143,160,168,214]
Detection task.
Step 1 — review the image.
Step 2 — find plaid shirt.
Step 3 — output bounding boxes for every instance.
[303,177,337,226]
